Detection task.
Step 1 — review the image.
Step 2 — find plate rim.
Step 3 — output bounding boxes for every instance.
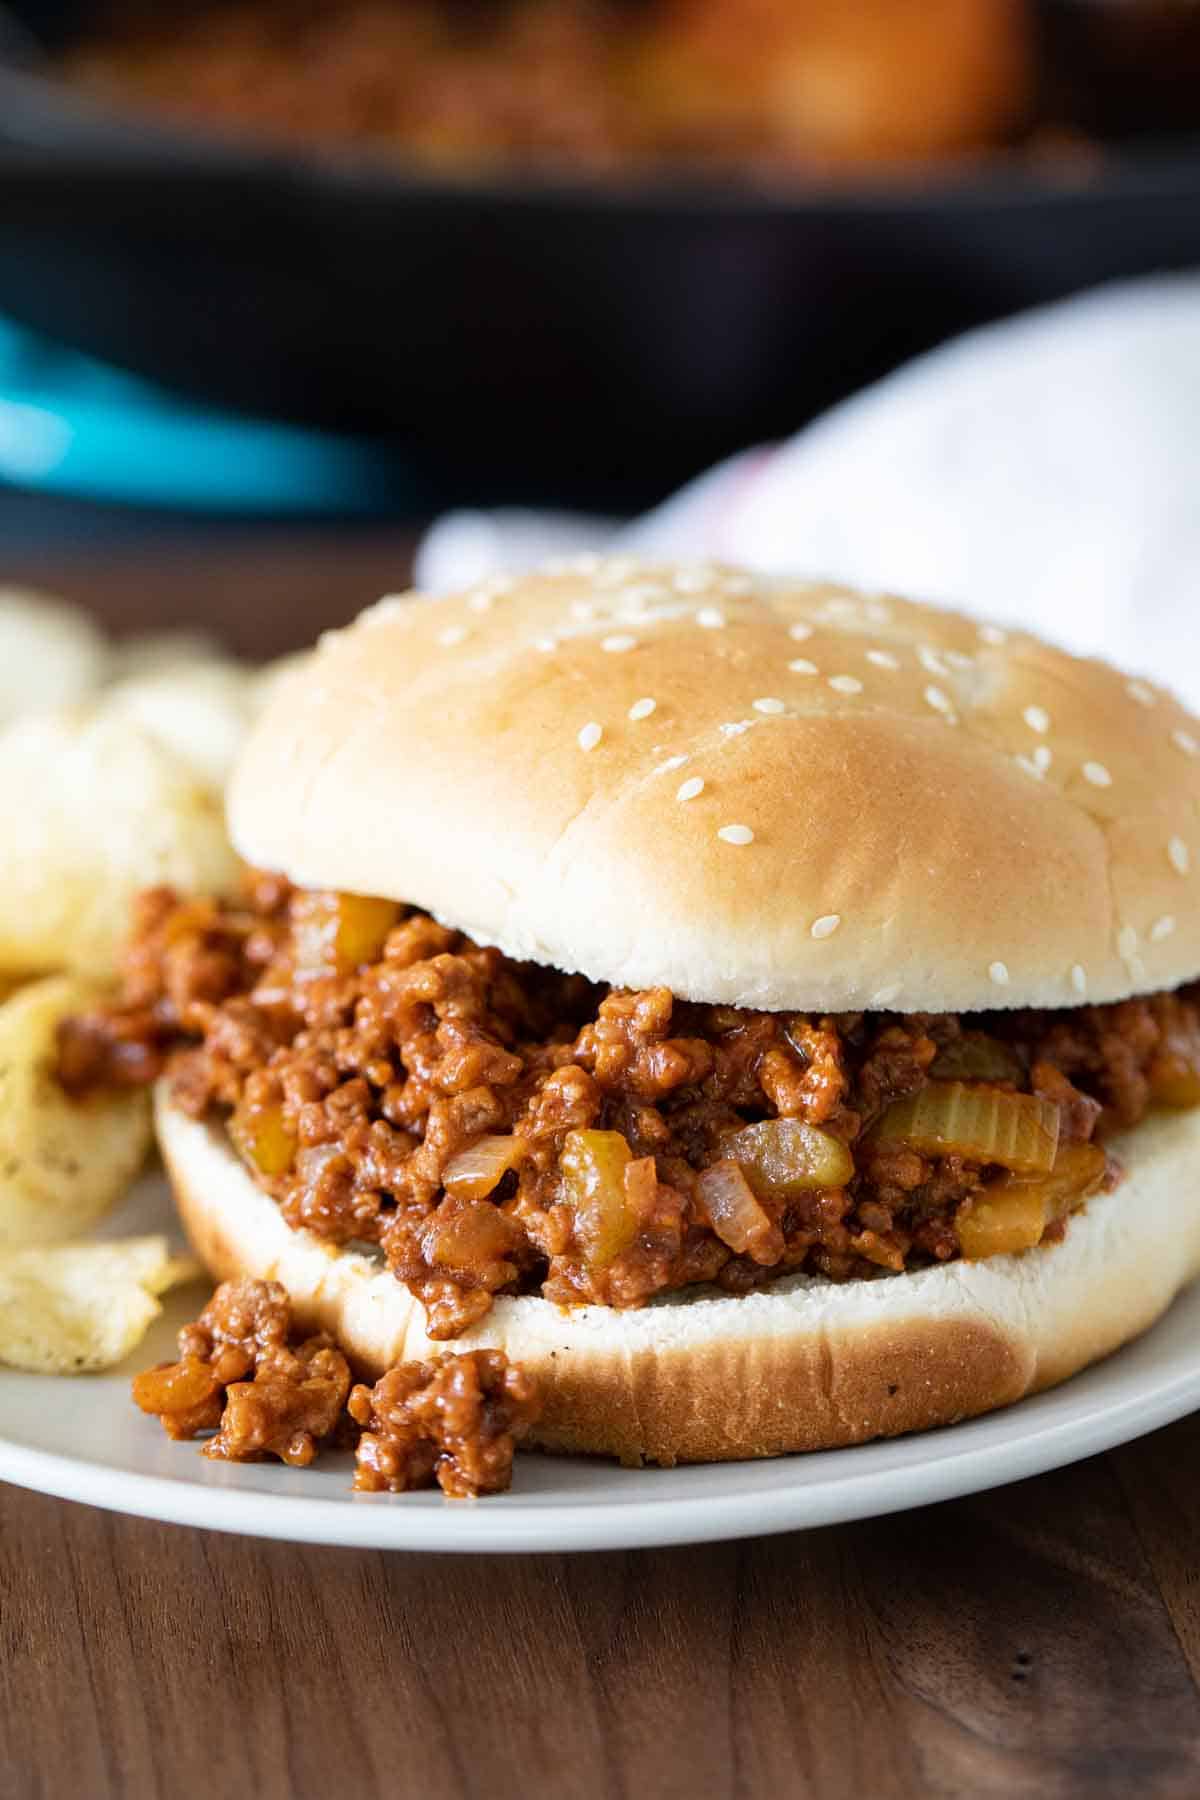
[1,1341,1197,1554]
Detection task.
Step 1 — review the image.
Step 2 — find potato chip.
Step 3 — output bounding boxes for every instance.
[0,975,153,1245]
[102,660,258,789]
[0,706,240,978]
[0,1236,202,1372]
[105,627,226,682]
[0,587,109,724]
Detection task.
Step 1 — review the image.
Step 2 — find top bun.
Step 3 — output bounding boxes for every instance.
[229,561,1200,1013]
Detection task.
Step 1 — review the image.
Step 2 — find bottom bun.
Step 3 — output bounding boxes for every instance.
[156,1086,1200,1466]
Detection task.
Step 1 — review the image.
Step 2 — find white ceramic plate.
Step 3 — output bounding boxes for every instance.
[1,1173,1198,1554]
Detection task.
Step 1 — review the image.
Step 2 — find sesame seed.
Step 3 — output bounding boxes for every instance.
[1071,964,1087,996]
[437,624,467,648]
[919,647,949,677]
[533,637,557,654]
[1083,761,1113,788]
[717,824,754,846]
[673,567,716,594]
[656,754,688,773]
[1168,836,1191,875]
[1118,925,1139,960]
[1015,757,1044,781]
[788,658,819,676]
[989,961,1010,987]
[946,650,974,670]
[810,914,841,940]
[871,983,901,1006]
[828,675,863,695]
[866,649,900,670]
[822,597,858,618]
[628,697,657,721]
[719,720,753,737]
[676,776,705,802]
[924,685,954,716]
[753,697,786,715]
[979,624,1007,646]
[467,589,494,613]
[1033,745,1053,773]
[601,633,638,654]
[696,606,726,630]
[570,598,596,621]
[865,601,891,625]
[1150,915,1177,942]
[1023,705,1050,734]
[788,622,814,643]
[1127,679,1156,706]
[577,722,603,752]
[1172,728,1199,757]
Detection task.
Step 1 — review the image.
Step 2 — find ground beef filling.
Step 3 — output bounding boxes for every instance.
[62,878,1200,1340]
[133,1278,540,1496]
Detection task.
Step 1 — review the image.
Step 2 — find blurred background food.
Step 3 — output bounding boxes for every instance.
[43,0,1200,175]
[4,0,1200,501]
[57,0,1036,174]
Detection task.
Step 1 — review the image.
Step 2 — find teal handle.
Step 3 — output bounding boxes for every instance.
[0,315,417,513]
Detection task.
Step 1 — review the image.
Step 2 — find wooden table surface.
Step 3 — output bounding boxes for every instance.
[2,529,1199,1800]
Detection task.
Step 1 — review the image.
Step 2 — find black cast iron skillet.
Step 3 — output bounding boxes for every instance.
[2,1,1200,505]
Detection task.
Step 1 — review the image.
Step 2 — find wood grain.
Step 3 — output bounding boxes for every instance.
[1,528,1198,1799]
[2,1422,1200,1800]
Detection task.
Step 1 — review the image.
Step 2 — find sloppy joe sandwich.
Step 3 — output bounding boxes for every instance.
[62,562,1200,1466]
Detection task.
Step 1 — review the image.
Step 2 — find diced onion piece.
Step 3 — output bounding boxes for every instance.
[994,1141,1107,1218]
[292,890,401,977]
[229,1101,296,1178]
[727,1119,853,1197]
[623,1155,659,1225]
[560,1129,636,1267]
[871,1081,1059,1174]
[958,1142,1106,1261]
[957,1187,1047,1260]
[423,1195,517,1272]
[1148,1053,1200,1109]
[931,1032,1023,1085]
[442,1134,522,1201]
[697,1160,783,1263]
[132,1356,219,1416]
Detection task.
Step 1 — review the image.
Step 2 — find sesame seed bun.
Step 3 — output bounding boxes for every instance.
[229,563,1200,1012]
[157,1088,1200,1466]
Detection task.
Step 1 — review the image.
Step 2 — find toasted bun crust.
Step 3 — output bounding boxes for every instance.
[229,564,1200,1013]
[158,1088,1200,1466]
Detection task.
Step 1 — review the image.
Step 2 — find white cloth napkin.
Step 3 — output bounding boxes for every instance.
[417,275,1200,708]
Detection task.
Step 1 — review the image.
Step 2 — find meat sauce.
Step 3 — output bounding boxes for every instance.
[133,1277,539,1494]
[62,875,1200,1340]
